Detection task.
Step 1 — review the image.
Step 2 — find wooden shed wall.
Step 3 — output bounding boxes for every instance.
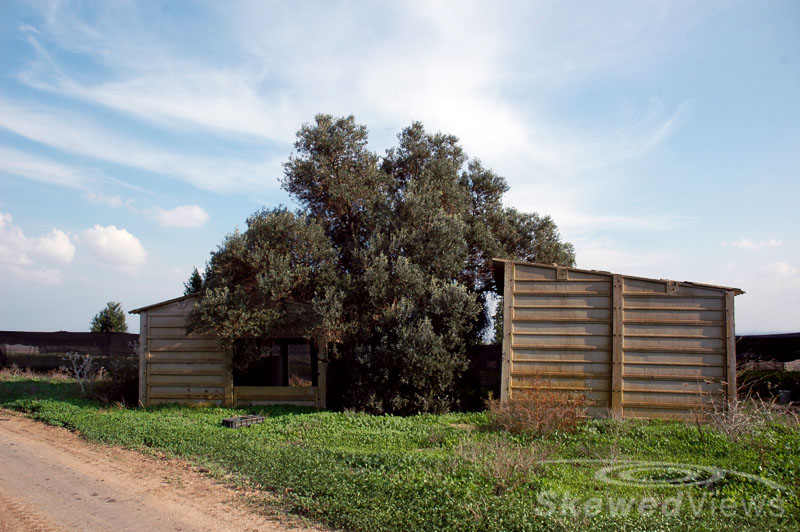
[500,261,737,420]
[138,297,230,406]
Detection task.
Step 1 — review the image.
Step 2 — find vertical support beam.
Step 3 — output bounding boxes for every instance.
[500,261,514,401]
[610,275,624,417]
[310,341,319,387]
[223,348,234,407]
[281,341,289,386]
[137,312,148,407]
[317,341,328,409]
[724,292,737,404]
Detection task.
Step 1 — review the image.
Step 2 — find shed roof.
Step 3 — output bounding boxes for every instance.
[129,294,198,314]
[492,258,744,295]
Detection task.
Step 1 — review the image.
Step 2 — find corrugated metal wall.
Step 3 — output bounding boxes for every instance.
[498,260,739,420]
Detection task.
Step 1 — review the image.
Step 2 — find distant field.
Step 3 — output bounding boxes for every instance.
[1,374,798,532]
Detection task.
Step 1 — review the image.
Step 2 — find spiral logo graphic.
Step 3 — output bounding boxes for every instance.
[595,462,724,488]
[542,459,789,492]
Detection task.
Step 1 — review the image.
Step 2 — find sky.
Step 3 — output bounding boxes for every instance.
[0,0,798,335]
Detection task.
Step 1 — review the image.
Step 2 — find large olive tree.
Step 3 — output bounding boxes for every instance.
[191,115,575,414]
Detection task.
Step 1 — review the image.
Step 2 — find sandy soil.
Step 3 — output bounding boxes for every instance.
[0,411,330,532]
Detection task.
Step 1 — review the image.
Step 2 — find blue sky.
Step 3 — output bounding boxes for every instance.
[0,0,798,334]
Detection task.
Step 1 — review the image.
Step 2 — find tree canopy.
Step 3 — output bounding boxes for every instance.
[190,115,574,414]
[183,267,204,295]
[90,301,128,333]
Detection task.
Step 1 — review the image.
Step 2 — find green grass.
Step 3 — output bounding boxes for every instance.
[1,374,798,532]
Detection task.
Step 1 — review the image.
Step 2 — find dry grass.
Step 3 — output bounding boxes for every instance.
[0,365,71,381]
[453,436,551,494]
[707,396,799,442]
[486,384,588,437]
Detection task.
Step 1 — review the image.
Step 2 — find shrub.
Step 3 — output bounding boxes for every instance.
[486,385,588,436]
[707,396,799,442]
[91,356,139,405]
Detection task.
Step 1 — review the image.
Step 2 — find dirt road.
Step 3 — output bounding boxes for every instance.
[0,412,329,532]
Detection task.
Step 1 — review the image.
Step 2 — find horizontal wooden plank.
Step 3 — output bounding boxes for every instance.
[624,309,724,322]
[511,386,609,401]
[513,264,555,280]
[149,386,225,395]
[622,365,724,378]
[513,295,611,308]
[513,281,611,294]
[624,324,724,339]
[512,376,610,391]
[148,351,225,362]
[622,278,666,294]
[512,349,611,363]
[150,338,221,352]
[622,351,724,366]
[623,379,724,395]
[148,362,224,375]
[148,327,207,339]
[624,336,724,351]
[511,362,610,376]
[622,407,708,420]
[513,334,610,348]
[234,386,317,400]
[148,374,226,386]
[235,399,316,407]
[149,398,223,406]
[622,391,720,406]
[623,297,723,310]
[512,321,611,335]
[514,307,611,320]
[511,344,603,351]
[148,315,190,327]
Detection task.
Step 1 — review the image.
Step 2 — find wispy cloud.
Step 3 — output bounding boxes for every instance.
[0,99,284,193]
[727,238,783,250]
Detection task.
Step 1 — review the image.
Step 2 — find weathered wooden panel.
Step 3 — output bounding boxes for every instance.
[623,351,724,366]
[149,338,221,352]
[515,307,612,320]
[623,336,724,351]
[624,308,723,323]
[149,398,224,406]
[512,361,610,376]
[148,374,226,386]
[512,321,611,335]
[624,324,724,339]
[513,334,611,348]
[512,349,611,363]
[148,327,204,339]
[623,364,724,378]
[514,281,611,293]
[148,315,190,327]
[148,351,225,362]
[623,296,724,310]
[514,295,611,308]
[149,386,225,396]
[623,378,724,395]
[147,362,224,375]
[497,259,740,421]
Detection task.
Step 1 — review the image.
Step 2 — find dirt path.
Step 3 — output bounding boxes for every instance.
[0,412,329,532]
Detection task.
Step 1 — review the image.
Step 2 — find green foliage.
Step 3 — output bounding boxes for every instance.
[183,266,204,295]
[90,301,128,333]
[1,381,798,532]
[193,115,576,414]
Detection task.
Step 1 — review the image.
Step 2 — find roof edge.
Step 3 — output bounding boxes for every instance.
[491,258,744,295]
[129,294,198,314]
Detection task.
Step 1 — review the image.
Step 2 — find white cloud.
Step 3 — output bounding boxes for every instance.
[86,191,123,208]
[151,205,210,228]
[728,238,783,250]
[79,224,147,274]
[763,261,798,277]
[0,211,74,285]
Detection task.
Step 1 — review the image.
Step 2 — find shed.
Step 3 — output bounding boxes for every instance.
[493,259,743,420]
[130,295,327,408]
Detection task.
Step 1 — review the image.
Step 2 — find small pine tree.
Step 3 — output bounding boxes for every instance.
[184,266,203,295]
[90,301,128,333]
